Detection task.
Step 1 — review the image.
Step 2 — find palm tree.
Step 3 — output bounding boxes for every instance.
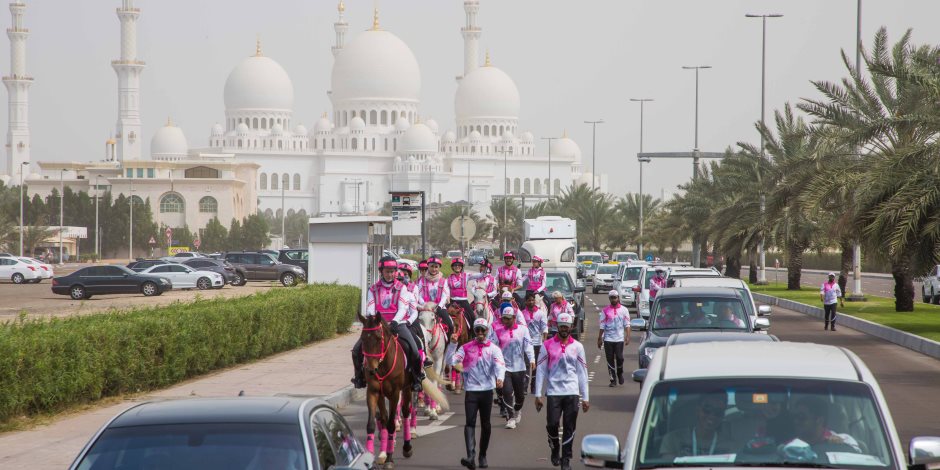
[613,193,661,251]
[21,225,53,257]
[427,204,491,251]
[489,198,522,251]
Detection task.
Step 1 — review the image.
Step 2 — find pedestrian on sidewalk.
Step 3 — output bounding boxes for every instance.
[820,272,844,331]
[452,318,506,470]
[534,312,590,470]
[598,290,630,386]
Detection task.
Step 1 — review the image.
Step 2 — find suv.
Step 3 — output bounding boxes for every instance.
[223,252,305,287]
[181,258,242,285]
[576,252,603,280]
[921,265,940,303]
[278,249,308,278]
[612,263,646,307]
[161,251,203,263]
[127,259,171,272]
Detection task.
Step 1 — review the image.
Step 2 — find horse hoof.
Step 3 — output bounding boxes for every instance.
[395,420,401,432]
[435,405,443,414]
[376,452,387,465]
[403,442,413,458]
[428,411,438,421]
[385,461,396,470]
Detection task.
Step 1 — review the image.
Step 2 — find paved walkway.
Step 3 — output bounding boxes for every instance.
[0,329,358,470]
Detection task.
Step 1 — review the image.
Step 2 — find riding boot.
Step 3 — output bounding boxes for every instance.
[350,344,366,389]
[549,437,561,467]
[560,457,572,470]
[461,427,477,469]
[411,356,426,392]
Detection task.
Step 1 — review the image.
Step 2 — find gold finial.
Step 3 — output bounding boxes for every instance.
[322,111,328,118]
[484,50,492,67]
[415,114,422,124]
[338,0,345,13]
[562,129,568,138]
[166,116,174,127]
[372,7,381,30]
[255,35,263,56]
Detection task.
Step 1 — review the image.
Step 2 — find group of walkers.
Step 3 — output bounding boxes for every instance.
[353,251,590,470]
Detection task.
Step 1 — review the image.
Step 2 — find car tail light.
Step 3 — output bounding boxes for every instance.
[41,266,49,271]
[28,266,35,271]
[632,285,641,293]
[52,278,58,286]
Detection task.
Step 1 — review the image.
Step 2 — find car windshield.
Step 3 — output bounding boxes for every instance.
[597,265,619,275]
[623,266,643,281]
[75,423,307,470]
[615,253,638,262]
[577,254,602,264]
[644,269,659,289]
[651,297,750,331]
[545,272,573,295]
[635,378,894,469]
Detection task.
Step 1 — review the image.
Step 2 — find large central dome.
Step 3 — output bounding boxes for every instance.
[331,29,421,104]
[224,55,294,111]
[455,65,520,119]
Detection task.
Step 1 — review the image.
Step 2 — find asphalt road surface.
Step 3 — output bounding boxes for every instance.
[342,291,940,469]
[746,267,920,299]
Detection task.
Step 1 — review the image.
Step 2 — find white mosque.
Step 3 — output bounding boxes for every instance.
[4,0,600,238]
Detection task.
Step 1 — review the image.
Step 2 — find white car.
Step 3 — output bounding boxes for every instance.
[612,263,646,307]
[0,256,43,284]
[383,250,418,271]
[611,251,640,263]
[671,276,772,332]
[18,257,54,282]
[160,251,204,263]
[140,263,224,290]
[592,263,620,294]
[583,341,939,470]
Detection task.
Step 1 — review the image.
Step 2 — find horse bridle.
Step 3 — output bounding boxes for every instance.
[361,324,400,384]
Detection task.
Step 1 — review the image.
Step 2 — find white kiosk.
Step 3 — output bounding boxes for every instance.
[308,216,391,314]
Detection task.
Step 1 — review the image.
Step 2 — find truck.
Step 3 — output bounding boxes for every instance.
[518,216,578,281]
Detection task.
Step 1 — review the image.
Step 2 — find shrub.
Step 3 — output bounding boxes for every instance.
[0,284,359,423]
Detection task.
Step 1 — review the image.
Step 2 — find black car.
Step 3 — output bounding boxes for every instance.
[633,287,768,369]
[516,270,586,339]
[278,249,309,278]
[68,397,375,470]
[126,259,171,272]
[181,258,242,285]
[224,251,305,286]
[52,265,172,300]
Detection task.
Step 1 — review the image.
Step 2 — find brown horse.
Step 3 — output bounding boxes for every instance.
[445,302,473,393]
[358,314,447,468]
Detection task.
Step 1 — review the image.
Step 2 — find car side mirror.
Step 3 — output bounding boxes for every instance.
[630,318,647,331]
[910,437,940,470]
[758,305,772,316]
[581,434,622,468]
[632,368,648,383]
[755,317,771,330]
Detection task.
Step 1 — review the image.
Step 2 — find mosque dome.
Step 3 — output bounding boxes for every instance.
[151,121,189,160]
[314,115,332,133]
[211,123,224,136]
[442,130,457,143]
[521,131,534,143]
[550,133,582,161]
[224,52,294,111]
[395,116,411,132]
[401,123,437,153]
[500,130,515,142]
[271,123,284,136]
[425,118,439,134]
[293,124,308,135]
[455,63,520,120]
[236,122,250,134]
[350,116,366,132]
[331,29,421,104]
[468,130,482,142]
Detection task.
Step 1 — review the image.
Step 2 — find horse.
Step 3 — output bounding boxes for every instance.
[444,302,472,394]
[472,286,495,325]
[358,314,448,468]
[418,304,448,420]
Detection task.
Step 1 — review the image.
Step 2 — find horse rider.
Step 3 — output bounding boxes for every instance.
[523,255,548,297]
[521,291,549,394]
[491,306,535,430]
[452,318,506,470]
[448,257,475,327]
[416,256,456,340]
[398,262,428,359]
[469,258,498,308]
[534,312,590,470]
[497,251,524,305]
[547,290,574,339]
[598,290,631,387]
[417,259,429,278]
[351,256,426,392]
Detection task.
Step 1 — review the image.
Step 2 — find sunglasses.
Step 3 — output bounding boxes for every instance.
[700,405,726,417]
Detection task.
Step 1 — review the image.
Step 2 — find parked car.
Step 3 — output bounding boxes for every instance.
[632,287,769,369]
[592,263,620,294]
[68,396,375,470]
[921,265,940,303]
[517,270,586,339]
[583,341,938,470]
[445,250,463,259]
[664,266,722,287]
[634,263,692,319]
[0,256,42,284]
[52,265,172,300]
[671,276,773,332]
[126,259,171,272]
[17,257,54,282]
[612,263,646,307]
[382,249,418,270]
[181,258,241,285]
[160,251,204,263]
[223,251,305,286]
[576,252,603,280]
[140,263,225,290]
[278,248,309,278]
[467,249,487,266]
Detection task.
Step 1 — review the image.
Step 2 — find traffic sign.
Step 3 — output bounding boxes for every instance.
[194,238,201,249]
[645,254,654,262]
[450,216,476,242]
[148,236,156,245]
[165,227,172,237]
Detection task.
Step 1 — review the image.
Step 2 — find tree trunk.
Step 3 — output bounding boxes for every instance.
[786,241,804,290]
[891,250,915,312]
[724,251,742,279]
[838,239,853,299]
[747,247,758,284]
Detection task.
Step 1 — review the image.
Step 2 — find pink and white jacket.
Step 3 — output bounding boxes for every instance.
[522,267,547,293]
[548,300,575,332]
[534,335,589,400]
[490,321,535,372]
[416,275,450,309]
[450,339,506,392]
[599,304,630,342]
[366,280,408,323]
[521,305,549,346]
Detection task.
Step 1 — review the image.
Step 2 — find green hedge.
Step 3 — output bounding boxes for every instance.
[0,284,359,423]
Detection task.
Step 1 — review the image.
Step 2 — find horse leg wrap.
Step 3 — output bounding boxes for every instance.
[366,433,375,453]
[380,427,390,453]
[387,435,397,454]
[404,420,412,441]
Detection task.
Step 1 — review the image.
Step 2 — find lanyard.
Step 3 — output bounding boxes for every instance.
[691,427,717,456]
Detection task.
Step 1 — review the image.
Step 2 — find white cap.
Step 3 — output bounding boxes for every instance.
[557,312,573,326]
[501,306,516,317]
[501,291,513,299]
[608,290,620,297]
[473,318,489,330]
[828,272,837,277]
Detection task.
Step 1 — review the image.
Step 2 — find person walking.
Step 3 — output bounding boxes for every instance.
[598,290,630,386]
[491,306,535,430]
[452,318,506,470]
[520,292,548,394]
[820,272,844,331]
[534,312,590,470]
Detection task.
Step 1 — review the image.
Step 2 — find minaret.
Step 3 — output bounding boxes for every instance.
[459,0,481,81]
[112,0,145,162]
[332,0,347,57]
[3,1,32,175]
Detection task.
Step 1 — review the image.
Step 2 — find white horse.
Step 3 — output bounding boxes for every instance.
[472,286,494,325]
[419,304,447,420]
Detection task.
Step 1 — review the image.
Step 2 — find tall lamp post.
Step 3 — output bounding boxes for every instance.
[500,147,513,252]
[129,178,135,261]
[848,0,866,301]
[94,174,102,257]
[541,136,558,198]
[584,120,604,190]
[281,175,286,249]
[681,65,711,178]
[59,169,66,264]
[18,162,28,256]
[630,98,654,257]
[746,13,783,285]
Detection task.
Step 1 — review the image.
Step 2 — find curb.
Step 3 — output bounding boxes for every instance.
[759,267,894,280]
[322,384,365,409]
[753,293,940,361]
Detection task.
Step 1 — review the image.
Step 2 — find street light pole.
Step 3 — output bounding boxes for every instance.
[584,120,604,190]
[631,98,653,257]
[129,178,134,261]
[94,175,100,258]
[681,66,711,178]
[59,169,65,264]
[850,0,865,300]
[500,148,512,253]
[281,177,286,249]
[746,13,783,285]
[18,162,28,256]
[541,136,558,198]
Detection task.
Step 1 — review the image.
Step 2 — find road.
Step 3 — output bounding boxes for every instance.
[342,291,940,469]
[746,267,919,299]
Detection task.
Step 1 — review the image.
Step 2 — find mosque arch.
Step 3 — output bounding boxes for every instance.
[351,138,358,150]
[282,174,290,190]
[524,178,531,193]
[264,208,274,218]
[198,196,218,213]
[370,110,377,125]
[159,192,185,213]
[293,173,301,190]
[534,179,541,195]
[513,178,521,194]
[271,173,279,190]
[381,110,388,125]
[237,140,243,148]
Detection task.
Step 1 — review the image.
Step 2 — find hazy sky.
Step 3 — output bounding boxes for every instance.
[3,0,938,199]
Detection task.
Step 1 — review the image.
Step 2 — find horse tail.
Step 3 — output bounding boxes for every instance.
[426,362,451,386]
[420,376,449,411]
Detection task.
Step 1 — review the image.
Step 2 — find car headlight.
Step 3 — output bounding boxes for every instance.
[293,267,304,273]
[644,347,658,359]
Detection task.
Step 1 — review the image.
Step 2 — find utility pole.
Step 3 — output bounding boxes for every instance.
[849,0,866,301]
[631,98,653,257]
[681,66,711,178]
[281,176,286,248]
[584,120,604,190]
[94,174,102,257]
[129,178,134,261]
[18,162,28,256]
[59,169,65,264]
[541,136,558,197]
[500,147,513,252]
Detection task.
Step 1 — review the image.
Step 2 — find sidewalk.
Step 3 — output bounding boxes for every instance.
[0,329,359,470]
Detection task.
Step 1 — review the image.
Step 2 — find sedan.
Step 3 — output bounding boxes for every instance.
[126,259,170,272]
[181,258,239,285]
[140,263,224,290]
[69,397,375,470]
[0,256,42,284]
[18,257,54,282]
[52,265,172,300]
[591,263,619,294]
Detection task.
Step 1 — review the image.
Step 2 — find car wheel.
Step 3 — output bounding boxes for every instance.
[232,272,246,286]
[932,289,939,305]
[924,287,931,303]
[280,272,296,287]
[141,281,158,296]
[196,277,211,290]
[11,273,24,284]
[33,278,42,284]
[69,285,86,300]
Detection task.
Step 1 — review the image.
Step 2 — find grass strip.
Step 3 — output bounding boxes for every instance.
[749,282,940,342]
[0,284,359,424]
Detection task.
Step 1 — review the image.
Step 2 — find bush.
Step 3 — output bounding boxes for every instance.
[0,284,359,423]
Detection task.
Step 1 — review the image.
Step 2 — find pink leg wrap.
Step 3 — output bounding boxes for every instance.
[403,417,412,441]
[411,405,418,427]
[366,433,375,453]
[380,427,389,453]
[387,435,396,454]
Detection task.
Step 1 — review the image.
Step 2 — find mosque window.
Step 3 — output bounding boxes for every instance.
[372,138,376,150]
[513,178,521,194]
[384,139,388,151]
[237,140,243,148]
[483,126,489,137]
[147,168,155,178]
[360,109,366,121]
[534,179,541,195]
[125,168,133,178]
[159,193,184,213]
[524,179,531,194]
[252,118,258,129]
[331,139,335,149]
[271,173,279,190]
[351,138,358,150]
[471,146,476,154]
[136,168,143,178]
[130,195,144,206]
[278,141,283,150]
[261,118,268,130]
[282,174,290,189]
[393,139,397,151]
[381,110,388,125]
[293,174,301,190]
[370,110,377,125]
[260,173,267,190]
[199,196,218,213]
[185,166,219,179]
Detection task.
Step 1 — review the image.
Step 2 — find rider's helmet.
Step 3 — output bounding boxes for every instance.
[472,317,489,332]
[532,255,544,265]
[378,256,399,270]
[501,291,513,300]
[503,251,515,260]
[451,257,465,267]
[418,260,429,270]
[427,256,443,267]
[655,266,665,274]
[398,262,413,275]
[556,312,574,327]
